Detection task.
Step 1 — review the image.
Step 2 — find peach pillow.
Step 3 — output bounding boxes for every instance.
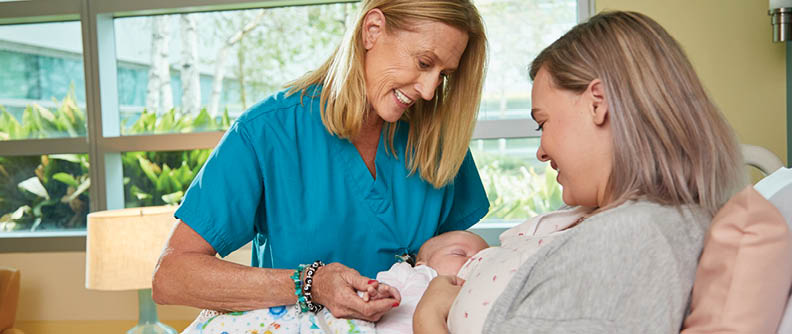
[682,186,792,333]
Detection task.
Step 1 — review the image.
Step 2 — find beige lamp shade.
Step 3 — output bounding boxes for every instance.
[85,206,178,291]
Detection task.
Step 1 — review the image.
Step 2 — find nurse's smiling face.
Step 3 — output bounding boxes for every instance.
[361,9,469,123]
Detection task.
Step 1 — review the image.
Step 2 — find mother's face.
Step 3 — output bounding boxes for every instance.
[531,67,614,208]
[361,9,468,123]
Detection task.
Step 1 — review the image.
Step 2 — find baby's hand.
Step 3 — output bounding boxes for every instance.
[361,282,401,304]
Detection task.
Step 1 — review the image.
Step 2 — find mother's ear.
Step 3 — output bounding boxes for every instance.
[362,9,386,50]
[587,79,609,126]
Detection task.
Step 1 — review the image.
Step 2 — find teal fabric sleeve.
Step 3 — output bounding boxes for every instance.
[175,121,262,257]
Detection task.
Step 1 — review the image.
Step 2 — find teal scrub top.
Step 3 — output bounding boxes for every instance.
[175,86,489,278]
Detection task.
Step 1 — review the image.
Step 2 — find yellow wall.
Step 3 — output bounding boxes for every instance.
[14,320,194,334]
[597,0,788,165]
[0,1,787,334]
[0,248,251,334]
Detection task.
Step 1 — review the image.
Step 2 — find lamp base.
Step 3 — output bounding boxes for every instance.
[130,289,178,334]
[127,322,178,334]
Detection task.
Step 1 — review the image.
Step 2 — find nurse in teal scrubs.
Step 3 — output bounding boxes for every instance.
[152,0,489,322]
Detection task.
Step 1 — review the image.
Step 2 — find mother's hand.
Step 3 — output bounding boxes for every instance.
[413,275,465,333]
[311,262,400,322]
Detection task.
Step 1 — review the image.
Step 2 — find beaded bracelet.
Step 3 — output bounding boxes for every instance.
[301,260,325,313]
[291,264,309,313]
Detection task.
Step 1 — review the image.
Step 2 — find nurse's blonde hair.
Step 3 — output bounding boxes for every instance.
[530,11,745,216]
[288,0,487,188]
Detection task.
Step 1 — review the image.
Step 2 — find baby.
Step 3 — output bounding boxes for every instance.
[183,230,488,334]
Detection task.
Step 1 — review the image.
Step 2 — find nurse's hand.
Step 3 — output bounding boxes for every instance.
[311,262,400,321]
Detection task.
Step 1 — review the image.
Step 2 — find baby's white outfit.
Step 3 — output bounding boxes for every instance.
[182,262,437,334]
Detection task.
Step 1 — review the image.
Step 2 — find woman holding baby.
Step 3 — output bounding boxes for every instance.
[414,10,746,333]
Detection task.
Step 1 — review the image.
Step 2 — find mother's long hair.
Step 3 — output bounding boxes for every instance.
[530,11,745,216]
[289,0,487,188]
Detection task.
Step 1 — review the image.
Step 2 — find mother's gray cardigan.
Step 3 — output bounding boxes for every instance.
[482,201,709,334]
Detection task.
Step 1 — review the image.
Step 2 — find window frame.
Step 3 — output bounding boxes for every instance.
[0,0,594,251]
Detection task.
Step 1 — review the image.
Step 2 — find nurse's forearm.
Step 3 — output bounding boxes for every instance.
[152,250,296,311]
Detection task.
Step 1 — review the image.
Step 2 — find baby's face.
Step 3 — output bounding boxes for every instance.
[422,231,488,276]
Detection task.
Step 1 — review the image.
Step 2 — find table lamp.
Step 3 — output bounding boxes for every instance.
[85,206,179,334]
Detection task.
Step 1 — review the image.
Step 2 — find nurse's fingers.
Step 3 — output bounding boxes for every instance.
[343,289,399,321]
[344,270,379,293]
[310,262,398,321]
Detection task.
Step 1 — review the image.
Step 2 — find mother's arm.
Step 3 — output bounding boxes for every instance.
[152,221,398,320]
[413,275,465,333]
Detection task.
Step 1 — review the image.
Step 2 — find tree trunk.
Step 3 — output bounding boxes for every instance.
[145,16,163,113]
[158,16,173,113]
[499,90,507,118]
[237,38,247,110]
[180,13,201,115]
[208,10,266,118]
[207,46,229,118]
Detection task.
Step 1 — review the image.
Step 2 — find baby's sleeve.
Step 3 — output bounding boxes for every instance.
[375,264,437,334]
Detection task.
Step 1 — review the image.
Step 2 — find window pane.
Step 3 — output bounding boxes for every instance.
[121,150,210,208]
[476,0,577,120]
[113,3,358,135]
[0,21,87,140]
[119,139,558,221]
[471,138,563,221]
[0,154,90,232]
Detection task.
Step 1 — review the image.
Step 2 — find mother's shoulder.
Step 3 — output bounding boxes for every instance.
[576,200,710,245]
[589,200,707,225]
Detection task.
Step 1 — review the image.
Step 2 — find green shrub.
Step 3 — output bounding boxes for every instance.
[474,151,563,220]
[0,154,89,231]
[0,90,223,231]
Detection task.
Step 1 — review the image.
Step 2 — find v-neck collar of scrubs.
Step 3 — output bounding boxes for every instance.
[337,125,396,232]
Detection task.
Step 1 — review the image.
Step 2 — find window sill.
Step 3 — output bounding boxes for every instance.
[0,219,527,253]
[0,230,86,253]
[469,219,524,246]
